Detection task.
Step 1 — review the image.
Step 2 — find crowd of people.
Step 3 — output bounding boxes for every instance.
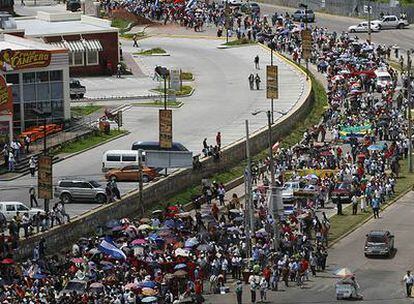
[0,1,412,303]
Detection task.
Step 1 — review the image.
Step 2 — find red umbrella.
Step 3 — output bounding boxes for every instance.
[71,258,85,264]
[1,258,14,264]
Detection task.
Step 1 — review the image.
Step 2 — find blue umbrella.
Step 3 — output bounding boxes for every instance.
[32,273,47,279]
[174,263,187,270]
[148,234,163,242]
[106,219,120,228]
[368,144,385,151]
[164,219,176,228]
[142,281,157,289]
[185,237,199,247]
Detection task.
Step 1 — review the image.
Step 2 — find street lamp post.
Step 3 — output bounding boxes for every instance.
[407,50,413,173]
[367,0,372,44]
[244,120,254,258]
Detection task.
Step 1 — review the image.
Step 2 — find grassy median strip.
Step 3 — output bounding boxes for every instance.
[132,101,183,108]
[71,105,102,117]
[136,48,167,55]
[153,85,193,96]
[224,38,257,47]
[51,130,126,155]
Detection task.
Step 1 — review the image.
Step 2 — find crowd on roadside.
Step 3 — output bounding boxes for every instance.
[1,136,32,172]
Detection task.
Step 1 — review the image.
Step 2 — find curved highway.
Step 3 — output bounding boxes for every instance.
[0,37,309,218]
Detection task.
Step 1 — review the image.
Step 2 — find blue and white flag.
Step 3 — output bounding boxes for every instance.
[98,237,126,260]
[186,0,196,9]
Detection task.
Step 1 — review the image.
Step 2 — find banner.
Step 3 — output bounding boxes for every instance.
[0,75,12,113]
[38,155,53,199]
[266,65,278,99]
[159,109,172,149]
[0,49,51,71]
[301,29,312,60]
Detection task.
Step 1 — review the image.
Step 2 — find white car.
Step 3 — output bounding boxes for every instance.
[348,22,380,33]
[0,202,45,221]
[282,181,300,202]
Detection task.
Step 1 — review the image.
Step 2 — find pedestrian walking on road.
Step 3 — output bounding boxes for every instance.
[254,55,260,69]
[371,197,380,219]
[29,156,36,177]
[259,277,268,302]
[248,73,255,90]
[255,74,261,90]
[24,135,31,154]
[352,195,358,215]
[132,34,139,47]
[216,132,221,150]
[249,276,257,303]
[116,63,122,78]
[29,186,39,208]
[403,271,414,297]
[235,280,243,304]
[8,150,15,172]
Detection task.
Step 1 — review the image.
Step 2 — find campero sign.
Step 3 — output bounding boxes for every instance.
[0,75,12,113]
[0,49,51,71]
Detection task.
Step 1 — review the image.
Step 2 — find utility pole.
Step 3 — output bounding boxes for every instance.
[270,48,274,124]
[367,0,372,44]
[244,120,254,258]
[267,110,275,187]
[138,149,144,214]
[407,50,413,173]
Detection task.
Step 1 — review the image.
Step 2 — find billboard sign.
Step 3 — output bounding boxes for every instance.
[145,150,193,168]
[0,75,12,113]
[301,29,312,60]
[0,49,51,71]
[159,109,172,149]
[38,155,53,199]
[266,65,278,99]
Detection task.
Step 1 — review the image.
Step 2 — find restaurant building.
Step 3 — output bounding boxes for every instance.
[0,34,70,134]
[14,12,120,76]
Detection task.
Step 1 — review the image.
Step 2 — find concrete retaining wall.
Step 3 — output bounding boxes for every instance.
[15,53,313,260]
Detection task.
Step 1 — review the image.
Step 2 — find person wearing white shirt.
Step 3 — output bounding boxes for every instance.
[403,271,414,297]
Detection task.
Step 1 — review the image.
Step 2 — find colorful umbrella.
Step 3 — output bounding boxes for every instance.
[138,224,152,231]
[124,282,138,290]
[142,287,158,296]
[142,296,158,303]
[71,258,85,264]
[1,258,14,265]
[173,270,188,278]
[335,268,353,278]
[131,239,147,246]
[185,237,199,247]
[142,281,157,289]
[90,282,104,288]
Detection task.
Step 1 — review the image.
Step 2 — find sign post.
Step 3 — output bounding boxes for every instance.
[38,155,53,211]
[266,65,278,123]
[159,109,172,149]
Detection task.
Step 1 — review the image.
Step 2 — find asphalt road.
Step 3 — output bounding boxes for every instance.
[0,37,308,218]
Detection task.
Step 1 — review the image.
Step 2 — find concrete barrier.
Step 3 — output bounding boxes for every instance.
[15,52,313,259]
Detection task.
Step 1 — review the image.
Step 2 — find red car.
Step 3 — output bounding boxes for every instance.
[331,182,352,204]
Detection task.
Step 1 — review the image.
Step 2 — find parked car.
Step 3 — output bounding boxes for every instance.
[0,202,44,221]
[241,2,260,14]
[364,230,395,257]
[102,150,140,172]
[104,165,159,182]
[371,15,409,29]
[331,182,352,204]
[66,0,81,12]
[70,79,86,99]
[292,9,315,23]
[348,21,380,33]
[54,180,107,204]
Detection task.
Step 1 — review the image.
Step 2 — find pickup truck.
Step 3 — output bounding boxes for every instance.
[70,79,86,99]
[371,15,409,29]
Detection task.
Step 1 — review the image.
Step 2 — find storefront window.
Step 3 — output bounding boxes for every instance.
[23,84,36,102]
[36,83,50,101]
[36,71,49,82]
[73,52,84,66]
[23,72,36,84]
[86,51,99,66]
[51,82,63,100]
[6,73,19,84]
[50,70,63,81]
[68,55,73,66]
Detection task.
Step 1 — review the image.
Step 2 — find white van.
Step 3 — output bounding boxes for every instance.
[102,150,139,172]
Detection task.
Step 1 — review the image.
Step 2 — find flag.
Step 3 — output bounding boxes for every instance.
[98,237,127,260]
[186,0,196,8]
